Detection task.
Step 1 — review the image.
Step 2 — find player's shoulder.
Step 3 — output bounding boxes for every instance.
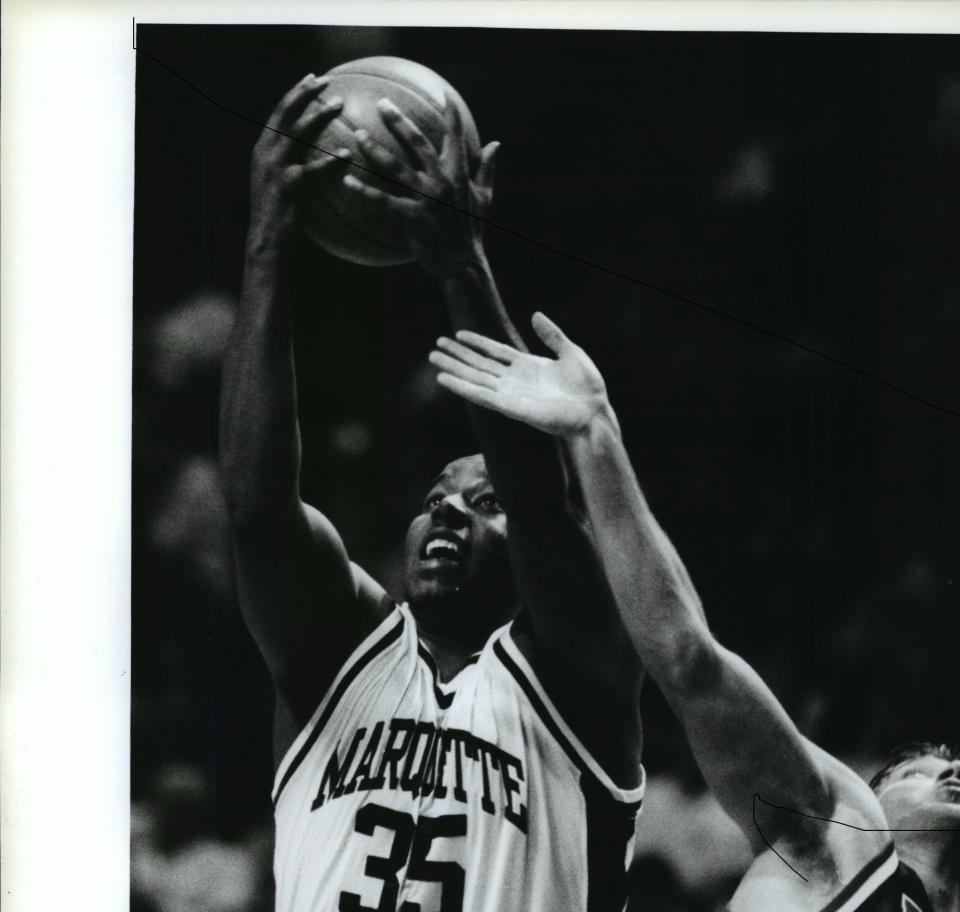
[809,742,888,832]
[272,600,412,775]
[745,741,891,910]
[349,561,394,620]
[730,840,901,912]
[795,742,890,879]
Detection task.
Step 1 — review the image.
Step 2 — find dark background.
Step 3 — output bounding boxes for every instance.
[132,25,959,912]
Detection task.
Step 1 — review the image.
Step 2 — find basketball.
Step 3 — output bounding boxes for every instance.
[301,57,481,267]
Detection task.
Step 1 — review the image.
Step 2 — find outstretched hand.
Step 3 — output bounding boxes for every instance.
[429,313,615,438]
[342,95,500,277]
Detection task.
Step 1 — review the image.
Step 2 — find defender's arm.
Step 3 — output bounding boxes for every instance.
[567,410,835,847]
[432,316,887,850]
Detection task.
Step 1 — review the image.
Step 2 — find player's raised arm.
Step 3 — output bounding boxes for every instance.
[432,315,889,856]
[220,75,388,731]
[342,98,566,528]
[342,100,639,683]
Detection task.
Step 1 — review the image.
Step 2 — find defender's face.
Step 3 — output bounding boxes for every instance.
[876,753,960,830]
[403,454,512,615]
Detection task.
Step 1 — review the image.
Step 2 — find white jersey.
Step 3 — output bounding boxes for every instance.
[273,604,645,912]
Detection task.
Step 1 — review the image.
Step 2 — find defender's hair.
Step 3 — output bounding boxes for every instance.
[869,742,958,792]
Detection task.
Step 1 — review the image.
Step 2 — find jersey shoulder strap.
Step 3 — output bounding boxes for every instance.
[272,605,408,805]
[492,624,645,810]
[891,862,936,912]
[819,843,934,912]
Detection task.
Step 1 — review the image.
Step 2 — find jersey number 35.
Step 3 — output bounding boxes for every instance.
[339,802,467,912]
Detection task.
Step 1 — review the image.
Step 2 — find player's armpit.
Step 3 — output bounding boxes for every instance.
[231,501,387,726]
[506,515,646,786]
[660,641,884,855]
[509,608,645,791]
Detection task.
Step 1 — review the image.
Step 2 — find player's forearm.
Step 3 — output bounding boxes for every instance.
[437,250,526,349]
[567,415,834,836]
[437,253,570,525]
[675,645,834,840]
[220,244,303,529]
[565,408,710,685]
[567,413,835,836]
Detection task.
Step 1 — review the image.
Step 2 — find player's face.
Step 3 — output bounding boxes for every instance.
[875,753,960,830]
[403,454,515,631]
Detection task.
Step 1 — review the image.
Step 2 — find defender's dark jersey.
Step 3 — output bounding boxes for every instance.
[820,843,934,912]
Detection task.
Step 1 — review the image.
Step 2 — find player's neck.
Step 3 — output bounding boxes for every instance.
[417,629,486,682]
[407,589,517,680]
[897,833,960,912]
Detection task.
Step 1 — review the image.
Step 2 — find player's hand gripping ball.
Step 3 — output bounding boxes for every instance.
[301,56,481,267]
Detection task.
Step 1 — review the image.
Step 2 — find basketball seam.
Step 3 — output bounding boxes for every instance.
[308,110,406,253]
[328,70,449,115]
[325,86,444,156]
[325,71,479,152]
[308,108,411,258]
[307,182,407,258]
[308,71,467,261]
[326,107,426,172]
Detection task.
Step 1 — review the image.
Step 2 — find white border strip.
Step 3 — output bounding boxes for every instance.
[2,6,133,912]
[3,5,954,912]
[127,2,960,34]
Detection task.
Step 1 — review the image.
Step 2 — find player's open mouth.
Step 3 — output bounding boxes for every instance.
[420,531,465,562]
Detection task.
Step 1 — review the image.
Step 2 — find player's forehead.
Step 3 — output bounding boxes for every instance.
[871,742,958,793]
[427,454,490,492]
[896,754,951,773]
[883,753,952,786]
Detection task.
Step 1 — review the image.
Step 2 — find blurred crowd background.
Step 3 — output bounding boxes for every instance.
[133,25,959,912]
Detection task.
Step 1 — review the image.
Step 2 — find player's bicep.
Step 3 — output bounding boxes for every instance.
[508,514,594,615]
[231,501,386,723]
[507,514,638,688]
[666,643,835,850]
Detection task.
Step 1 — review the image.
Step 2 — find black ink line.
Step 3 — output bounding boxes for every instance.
[753,793,960,882]
[134,47,959,420]
[755,793,960,833]
[753,793,809,882]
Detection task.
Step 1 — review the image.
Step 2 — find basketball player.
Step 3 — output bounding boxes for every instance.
[430,314,959,912]
[220,74,646,912]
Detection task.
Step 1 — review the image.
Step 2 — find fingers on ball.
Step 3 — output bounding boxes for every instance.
[341,175,413,214]
[291,95,343,139]
[303,148,352,175]
[270,74,330,130]
[354,130,416,183]
[476,141,501,188]
[376,99,434,170]
[440,96,468,173]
